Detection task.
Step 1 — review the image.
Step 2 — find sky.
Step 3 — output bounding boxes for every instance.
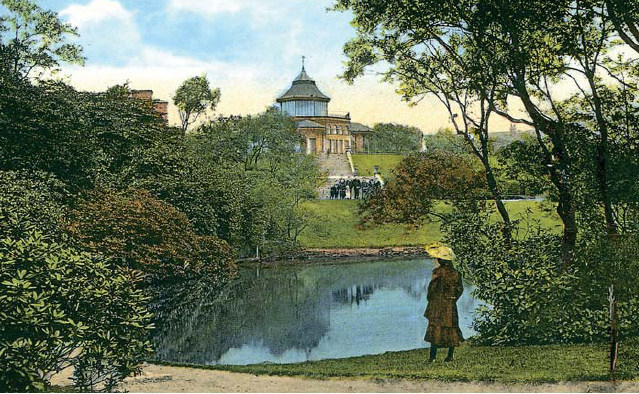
[42,0,516,133]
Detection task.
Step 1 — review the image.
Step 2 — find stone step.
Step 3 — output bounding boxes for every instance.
[316,153,353,178]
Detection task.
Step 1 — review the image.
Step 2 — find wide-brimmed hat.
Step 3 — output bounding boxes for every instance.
[424,243,455,260]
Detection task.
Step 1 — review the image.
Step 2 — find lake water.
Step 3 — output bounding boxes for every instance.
[151,258,479,366]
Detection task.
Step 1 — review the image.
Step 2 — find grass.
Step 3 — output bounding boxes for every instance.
[299,200,561,248]
[152,342,639,382]
[351,154,503,178]
[351,154,406,177]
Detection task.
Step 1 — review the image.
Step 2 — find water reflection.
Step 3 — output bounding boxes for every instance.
[151,259,479,365]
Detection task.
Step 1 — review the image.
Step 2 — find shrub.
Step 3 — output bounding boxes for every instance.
[443,213,639,345]
[65,188,236,282]
[0,232,153,392]
[0,170,68,240]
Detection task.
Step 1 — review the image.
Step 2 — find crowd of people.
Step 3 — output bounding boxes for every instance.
[329,178,382,200]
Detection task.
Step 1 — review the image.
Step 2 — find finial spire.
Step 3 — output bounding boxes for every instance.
[302,55,305,69]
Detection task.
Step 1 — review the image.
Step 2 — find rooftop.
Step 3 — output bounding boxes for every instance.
[277,66,330,102]
[296,120,325,129]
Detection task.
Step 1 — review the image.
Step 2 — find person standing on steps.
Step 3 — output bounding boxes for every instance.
[423,244,464,362]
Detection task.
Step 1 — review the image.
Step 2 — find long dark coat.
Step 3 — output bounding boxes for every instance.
[424,265,465,347]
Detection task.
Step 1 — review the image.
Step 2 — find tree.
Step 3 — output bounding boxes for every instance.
[604,0,639,53]
[0,0,84,80]
[173,75,221,134]
[334,1,639,364]
[497,137,552,197]
[0,170,69,240]
[367,123,422,153]
[360,151,488,227]
[147,108,321,258]
[0,78,181,190]
[423,128,471,155]
[333,0,639,265]
[196,108,300,171]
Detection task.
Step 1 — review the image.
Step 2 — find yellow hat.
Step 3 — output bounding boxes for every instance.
[424,243,455,260]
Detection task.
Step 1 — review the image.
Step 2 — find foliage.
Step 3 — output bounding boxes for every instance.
[149,110,322,257]
[331,0,639,263]
[0,78,180,190]
[366,123,422,153]
[442,213,639,346]
[196,108,301,171]
[65,188,237,282]
[359,151,488,227]
[173,74,221,134]
[423,128,473,155]
[496,137,551,196]
[0,232,153,392]
[0,170,68,239]
[0,0,84,80]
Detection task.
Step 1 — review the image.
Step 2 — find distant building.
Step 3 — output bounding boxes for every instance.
[276,65,372,155]
[131,89,169,123]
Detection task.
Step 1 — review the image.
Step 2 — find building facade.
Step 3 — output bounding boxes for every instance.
[131,89,169,123]
[276,66,372,155]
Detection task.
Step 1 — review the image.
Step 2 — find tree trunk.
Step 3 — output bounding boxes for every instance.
[481,154,513,246]
[587,72,618,236]
[514,78,578,267]
[609,284,618,373]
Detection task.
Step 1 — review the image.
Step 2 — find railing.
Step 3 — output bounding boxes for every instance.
[327,112,350,119]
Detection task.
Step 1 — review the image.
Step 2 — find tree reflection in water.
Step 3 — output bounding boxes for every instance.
[150,259,478,365]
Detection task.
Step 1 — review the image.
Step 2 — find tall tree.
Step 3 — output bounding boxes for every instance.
[0,0,84,80]
[173,74,221,134]
[367,123,422,153]
[333,0,639,264]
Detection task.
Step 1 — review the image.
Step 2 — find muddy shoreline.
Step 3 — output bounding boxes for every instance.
[238,246,433,266]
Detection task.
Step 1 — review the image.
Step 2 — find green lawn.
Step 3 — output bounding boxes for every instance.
[351,154,406,177]
[153,342,639,382]
[351,154,503,178]
[299,200,561,248]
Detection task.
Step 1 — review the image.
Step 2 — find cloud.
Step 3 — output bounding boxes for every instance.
[60,0,141,64]
[60,0,136,30]
[166,0,314,21]
[167,0,245,15]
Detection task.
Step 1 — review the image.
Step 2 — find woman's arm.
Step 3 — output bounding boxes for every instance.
[427,274,441,301]
[454,273,464,299]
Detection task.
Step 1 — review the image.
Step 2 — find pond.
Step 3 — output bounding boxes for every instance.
[151,258,479,366]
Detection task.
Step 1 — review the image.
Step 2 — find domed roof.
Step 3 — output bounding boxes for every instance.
[277,66,330,102]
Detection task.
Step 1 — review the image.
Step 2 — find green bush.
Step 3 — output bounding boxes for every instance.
[0,170,68,240]
[443,214,639,345]
[0,232,153,392]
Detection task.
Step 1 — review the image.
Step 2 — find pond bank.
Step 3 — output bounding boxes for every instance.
[239,246,432,266]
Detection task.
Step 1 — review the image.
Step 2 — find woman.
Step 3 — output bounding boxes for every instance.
[424,244,464,362]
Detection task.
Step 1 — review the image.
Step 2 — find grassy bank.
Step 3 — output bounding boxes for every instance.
[350,154,502,178]
[153,342,639,382]
[299,200,561,248]
[351,154,405,176]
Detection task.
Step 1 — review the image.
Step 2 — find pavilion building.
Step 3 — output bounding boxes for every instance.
[276,65,372,155]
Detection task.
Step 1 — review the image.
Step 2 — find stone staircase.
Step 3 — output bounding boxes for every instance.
[316,153,353,177]
[316,154,352,200]
[314,154,384,200]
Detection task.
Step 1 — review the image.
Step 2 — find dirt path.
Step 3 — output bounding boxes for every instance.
[116,364,639,393]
